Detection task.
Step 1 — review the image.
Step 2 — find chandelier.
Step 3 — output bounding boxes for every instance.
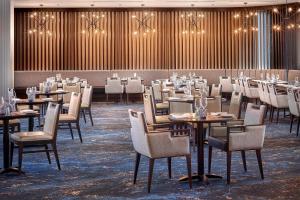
[233,2,258,34]
[181,12,205,35]
[272,1,300,31]
[81,4,105,35]
[131,12,156,36]
[28,5,55,36]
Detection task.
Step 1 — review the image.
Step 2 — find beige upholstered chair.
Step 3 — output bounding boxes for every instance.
[267,84,288,123]
[151,81,163,102]
[257,81,266,104]
[143,93,171,129]
[146,86,169,114]
[58,92,83,142]
[62,83,81,107]
[228,92,243,119]
[125,78,144,103]
[210,84,222,97]
[39,82,58,101]
[208,103,266,184]
[128,109,192,192]
[288,88,300,136]
[233,79,240,93]
[243,79,259,100]
[207,96,222,113]
[238,79,245,96]
[81,86,94,126]
[105,78,124,102]
[10,103,61,172]
[219,76,233,93]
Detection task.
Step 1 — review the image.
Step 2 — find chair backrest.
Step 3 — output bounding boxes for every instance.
[234,79,240,92]
[63,83,81,103]
[228,92,242,119]
[267,84,277,107]
[151,81,162,101]
[257,81,265,103]
[238,79,245,95]
[287,88,300,117]
[243,79,251,97]
[143,93,156,124]
[262,82,271,104]
[244,103,266,125]
[68,92,82,120]
[107,78,122,86]
[81,86,93,108]
[169,101,193,114]
[39,82,58,100]
[219,76,233,93]
[126,78,144,93]
[43,103,60,140]
[210,84,222,97]
[207,96,222,113]
[128,109,151,157]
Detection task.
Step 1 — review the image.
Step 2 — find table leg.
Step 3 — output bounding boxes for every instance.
[0,119,23,174]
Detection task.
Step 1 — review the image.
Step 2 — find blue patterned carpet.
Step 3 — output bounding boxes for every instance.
[0,102,300,200]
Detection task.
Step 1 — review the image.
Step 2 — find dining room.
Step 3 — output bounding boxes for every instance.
[0,0,300,199]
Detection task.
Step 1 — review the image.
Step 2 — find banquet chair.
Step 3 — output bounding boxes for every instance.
[10,103,61,172]
[105,77,124,102]
[267,84,288,123]
[143,93,171,129]
[145,86,169,114]
[257,81,266,104]
[262,82,272,118]
[233,79,241,93]
[128,109,192,192]
[58,92,83,143]
[151,81,163,102]
[287,88,300,136]
[125,78,145,103]
[208,103,266,184]
[81,86,94,126]
[219,76,234,93]
[243,79,259,101]
[210,84,222,97]
[39,82,58,101]
[207,96,222,113]
[62,83,81,109]
[238,79,246,96]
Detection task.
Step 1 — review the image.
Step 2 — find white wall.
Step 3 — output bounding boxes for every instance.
[0,0,14,98]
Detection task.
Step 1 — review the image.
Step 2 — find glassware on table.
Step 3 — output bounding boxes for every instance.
[295,77,299,86]
[276,74,280,81]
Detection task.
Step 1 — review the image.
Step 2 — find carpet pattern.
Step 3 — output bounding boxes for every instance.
[0,102,300,200]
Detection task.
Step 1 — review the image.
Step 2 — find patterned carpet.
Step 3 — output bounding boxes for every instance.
[0,102,300,200]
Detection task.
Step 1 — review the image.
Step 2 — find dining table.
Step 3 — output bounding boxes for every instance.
[36,90,69,98]
[0,111,39,174]
[169,112,234,183]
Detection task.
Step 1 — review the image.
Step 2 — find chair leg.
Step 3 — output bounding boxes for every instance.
[88,108,94,126]
[106,94,108,102]
[208,146,212,174]
[192,129,196,152]
[18,144,24,173]
[45,145,51,164]
[297,117,300,136]
[10,142,14,167]
[256,149,264,179]
[241,150,247,172]
[290,115,294,133]
[148,158,155,193]
[82,109,87,123]
[276,108,280,123]
[227,151,232,184]
[76,122,83,143]
[167,157,172,179]
[133,153,141,184]
[51,143,61,170]
[186,155,192,189]
[126,94,129,104]
[68,123,74,140]
[120,94,122,103]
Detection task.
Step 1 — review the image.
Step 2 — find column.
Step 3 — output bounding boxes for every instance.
[0,0,14,98]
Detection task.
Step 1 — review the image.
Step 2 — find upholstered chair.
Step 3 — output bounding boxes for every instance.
[233,79,241,93]
[210,84,222,97]
[257,81,266,104]
[143,93,171,129]
[219,76,233,93]
[39,82,58,101]
[287,88,300,136]
[207,96,222,113]
[208,103,266,184]
[128,109,192,192]
[58,92,83,142]
[125,78,145,103]
[81,86,94,126]
[105,78,124,102]
[10,103,61,172]
[151,81,163,102]
[146,86,169,114]
[267,84,288,123]
[243,79,259,100]
[238,79,246,96]
[62,83,81,107]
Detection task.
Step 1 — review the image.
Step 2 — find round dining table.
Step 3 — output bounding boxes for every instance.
[0,111,39,174]
[169,113,234,183]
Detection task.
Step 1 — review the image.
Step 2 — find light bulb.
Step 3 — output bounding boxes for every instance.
[288,7,293,12]
[133,31,138,35]
[273,8,278,13]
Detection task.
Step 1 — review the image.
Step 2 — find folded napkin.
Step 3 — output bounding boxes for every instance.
[170,113,194,119]
[20,109,36,114]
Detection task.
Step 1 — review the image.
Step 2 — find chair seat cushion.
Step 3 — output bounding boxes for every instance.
[0,119,20,126]
[59,114,76,122]
[10,131,52,142]
[81,103,89,108]
[155,115,171,124]
[156,102,169,110]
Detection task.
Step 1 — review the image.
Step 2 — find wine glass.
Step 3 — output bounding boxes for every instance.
[295,77,299,85]
[276,74,280,81]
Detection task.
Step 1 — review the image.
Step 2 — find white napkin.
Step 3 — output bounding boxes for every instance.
[170,113,194,119]
[20,109,36,114]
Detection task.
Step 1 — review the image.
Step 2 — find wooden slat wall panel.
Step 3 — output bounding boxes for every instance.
[14,8,294,71]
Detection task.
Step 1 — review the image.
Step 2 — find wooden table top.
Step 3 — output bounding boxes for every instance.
[0,111,39,120]
[169,112,234,123]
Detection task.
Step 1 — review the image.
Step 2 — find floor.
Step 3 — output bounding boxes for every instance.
[0,102,300,200]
